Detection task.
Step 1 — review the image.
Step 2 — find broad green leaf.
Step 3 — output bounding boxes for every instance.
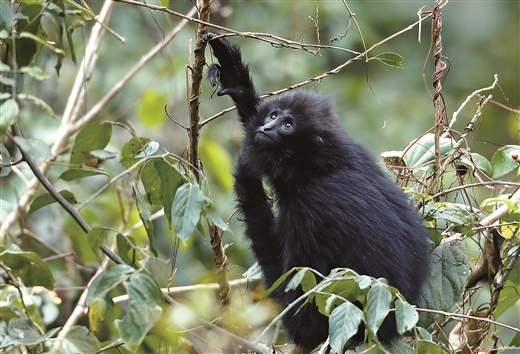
[138,90,167,127]
[365,281,392,336]
[141,160,162,205]
[13,136,51,163]
[285,267,316,293]
[70,122,112,165]
[14,4,44,67]
[480,197,518,213]
[88,298,108,333]
[416,340,446,353]
[49,326,102,354]
[86,264,134,307]
[418,241,469,328]
[329,301,363,353]
[0,0,12,31]
[509,331,520,347]
[117,233,136,266]
[134,186,158,257]
[172,182,206,243]
[370,52,405,68]
[462,152,492,176]
[18,93,56,118]
[0,143,12,177]
[200,140,234,191]
[59,168,108,181]
[27,190,78,216]
[155,159,184,228]
[243,262,263,280]
[120,137,150,169]
[354,275,372,289]
[0,247,55,289]
[7,318,59,346]
[262,269,296,299]
[0,98,19,136]
[87,227,109,263]
[491,145,520,178]
[115,272,164,352]
[19,31,65,55]
[395,298,418,334]
[204,204,230,232]
[20,65,50,80]
[403,134,453,172]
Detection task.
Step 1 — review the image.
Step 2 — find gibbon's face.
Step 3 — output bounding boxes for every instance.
[255,108,296,146]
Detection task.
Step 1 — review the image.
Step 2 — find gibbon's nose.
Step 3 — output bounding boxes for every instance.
[260,118,278,132]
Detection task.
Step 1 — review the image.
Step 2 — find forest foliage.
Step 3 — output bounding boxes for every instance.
[1,0,519,353]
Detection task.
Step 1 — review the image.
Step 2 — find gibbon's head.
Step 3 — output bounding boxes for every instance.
[253,90,345,151]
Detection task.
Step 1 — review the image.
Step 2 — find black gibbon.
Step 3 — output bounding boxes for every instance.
[204,33,430,351]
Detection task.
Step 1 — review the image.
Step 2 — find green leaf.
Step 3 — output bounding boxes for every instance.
[19,65,50,80]
[418,241,469,328]
[0,247,55,289]
[491,145,520,178]
[70,122,112,165]
[329,301,363,353]
[354,275,372,289]
[262,269,296,299]
[204,204,230,232]
[120,137,150,169]
[86,264,134,307]
[27,190,78,216]
[200,140,234,191]
[49,326,102,354]
[365,281,392,336]
[462,152,492,176]
[0,99,19,136]
[370,52,405,68]
[285,267,316,293]
[243,262,263,280]
[172,182,206,243]
[403,134,453,172]
[59,168,108,181]
[13,136,51,163]
[133,186,158,257]
[87,227,109,263]
[141,160,162,205]
[0,0,13,31]
[416,340,446,353]
[115,272,164,352]
[6,318,59,346]
[117,233,136,266]
[509,330,520,347]
[155,159,184,228]
[88,298,108,333]
[19,31,65,55]
[14,4,44,67]
[0,143,12,177]
[138,90,168,127]
[395,298,418,334]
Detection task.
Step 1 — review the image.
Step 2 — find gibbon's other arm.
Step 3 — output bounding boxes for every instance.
[204,34,284,280]
[203,33,261,123]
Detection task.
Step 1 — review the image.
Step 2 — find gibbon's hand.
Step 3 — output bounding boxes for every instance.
[203,33,260,121]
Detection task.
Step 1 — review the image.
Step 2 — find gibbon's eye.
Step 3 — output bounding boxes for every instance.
[281,121,293,132]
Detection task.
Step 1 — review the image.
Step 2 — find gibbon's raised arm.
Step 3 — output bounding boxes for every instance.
[203,33,261,123]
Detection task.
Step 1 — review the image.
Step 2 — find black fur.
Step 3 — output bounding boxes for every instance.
[204,33,430,351]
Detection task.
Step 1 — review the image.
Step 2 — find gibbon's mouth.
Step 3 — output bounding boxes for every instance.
[255,131,274,143]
